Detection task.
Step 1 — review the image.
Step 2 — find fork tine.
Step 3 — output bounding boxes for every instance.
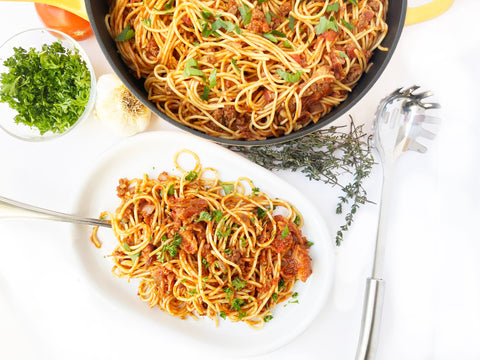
[414,114,441,125]
[422,102,441,110]
[418,127,437,140]
[402,85,421,95]
[406,139,428,153]
[414,91,434,100]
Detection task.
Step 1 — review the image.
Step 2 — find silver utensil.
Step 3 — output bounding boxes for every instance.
[0,195,111,228]
[355,86,440,359]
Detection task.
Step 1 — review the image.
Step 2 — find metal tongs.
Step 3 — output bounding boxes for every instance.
[355,86,440,359]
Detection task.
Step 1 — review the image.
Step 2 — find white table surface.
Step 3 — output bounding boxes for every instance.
[0,1,479,359]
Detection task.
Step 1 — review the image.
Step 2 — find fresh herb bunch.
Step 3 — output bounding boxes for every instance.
[0,41,91,134]
[230,119,374,246]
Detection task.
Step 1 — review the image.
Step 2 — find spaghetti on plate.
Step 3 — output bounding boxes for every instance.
[91,150,312,327]
[106,0,388,140]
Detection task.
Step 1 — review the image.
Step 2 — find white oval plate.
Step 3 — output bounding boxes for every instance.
[72,131,334,357]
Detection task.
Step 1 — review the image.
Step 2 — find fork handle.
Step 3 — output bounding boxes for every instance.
[355,277,385,360]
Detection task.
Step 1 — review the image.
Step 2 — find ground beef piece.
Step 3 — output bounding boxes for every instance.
[145,37,159,59]
[245,9,270,34]
[116,178,130,198]
[329,50,346,80]
[227,0,239,16]
[278,1,291,17]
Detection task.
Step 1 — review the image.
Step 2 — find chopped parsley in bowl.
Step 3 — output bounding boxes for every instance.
[0,28,95,141]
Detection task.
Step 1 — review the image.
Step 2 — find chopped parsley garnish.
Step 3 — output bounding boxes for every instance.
[289,14,295,31]
[341,19,354,32]
[200,68,217,101]
[185,171,198,181]
[238,3,252,25]
[167,184,175,196]
[219,311,227,319]
[216,226,231,238]
[277,69,303,83]
[256,207,266,219]
[0,41,91,135]
[315,16,339,34]
[163,0,174,10]
[231,58,241,73]
[266,11,273,25]
[196,211,213,222]
[294,214,301,225]
[123,242,140,262]
[272,292,278,302]
[238,311,247,319]
[292,292,298,298]
[347,0,358,5]
[115,24,135,41]
[231,298,245,311]
[224,286,234,299]
[224,248,232,255]
[188,289,197,295]
[281,224,290,239]
[212,209,224,223]
[339,51,347,58]
[283,40,293,49]
[221,182,235,194]
[306,241,314,246]
[141,18,152,27]
[262,30,287,43]
[202,257,210,268]
[278,278,286,290]
[326,1,339,12]
[183,58,204,78]
[232,278,246,290]
[156,234,182,261]
[264,315,273,322]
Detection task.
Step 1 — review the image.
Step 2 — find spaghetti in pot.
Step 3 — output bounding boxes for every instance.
[106,0,388,140]
[91,150,312,327]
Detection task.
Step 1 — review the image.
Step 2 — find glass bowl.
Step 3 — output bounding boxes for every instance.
[0,28,96,141]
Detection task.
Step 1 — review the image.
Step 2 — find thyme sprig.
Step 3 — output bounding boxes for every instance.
[230,119,374,245]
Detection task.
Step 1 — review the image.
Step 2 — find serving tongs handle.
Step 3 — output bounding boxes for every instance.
[355,278,385,360]
[0,195,110,228]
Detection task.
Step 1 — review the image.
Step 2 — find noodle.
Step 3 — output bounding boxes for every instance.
[92,150,312,327]
[106,0,388,140]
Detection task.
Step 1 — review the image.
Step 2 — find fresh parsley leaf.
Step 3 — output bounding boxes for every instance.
[224,286,234,299]
[141,18,152,27]
[231,58,241,73]
[221,182,234,194]
[196,211,213,222]
[123,242,140,262]
[202,257,210,268]
[347,0,358,5]
[231,298,244,311]
[281,224,289,239]
[219,311,227,319]
[256,207,266,219]
[292,292,298,298]
[238,311,247,319]
[263,29,287,43]
[283,40,293,49]
[224,248,232,255]
[232,278,246,290]
[164,0,174,10]
[315,16,338,34]
[212,210,224,223]
[306,241,314,246]
[341,18,354,31]
[272,292,278,302]
[289,14,295,32]
[278,278,286,290]
[185,171,198,181]
[326,1,339,12]
[183,58,205,78]
[339,51,347,58]
[0,42,91,135]
[294,214,301,225]
[115,24,135,41]
[266,11,272,25]
[167,184,175,196]
[238,4,252,25]
[276,69,303,83]
[188,289,197,295]
[264,315,273,322]
[216,226,231,238]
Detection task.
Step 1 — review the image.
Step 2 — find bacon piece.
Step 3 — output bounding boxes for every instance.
[271,215,294,255]
[344,64,363,83]
[291,244,312,282]
[263,89,274,103]
[329,50,346,80]
[142,244,155,268]
[146,37,159,59]
[291,53,307,68]
[170,197,209,224]
[357,6,374,31]
[150,266,176,295]
[180,229,197,254]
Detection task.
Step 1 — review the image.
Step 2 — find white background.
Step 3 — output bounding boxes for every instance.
[0,0,479,359]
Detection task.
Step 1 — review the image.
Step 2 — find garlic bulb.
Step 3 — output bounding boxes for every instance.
[95,73,151,136]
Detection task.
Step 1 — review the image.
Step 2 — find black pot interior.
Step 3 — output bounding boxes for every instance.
[86,0,407,146]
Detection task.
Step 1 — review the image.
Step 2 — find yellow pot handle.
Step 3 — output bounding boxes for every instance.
[10,0,88,20]
[406,0,454,26]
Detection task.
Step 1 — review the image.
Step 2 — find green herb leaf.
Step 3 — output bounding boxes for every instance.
[141,18,152,27]
[266,11,272,25]
[196,211,213,222]
[256,207,266,219]
[0,42,91,135]
[306,241,314,246]
[281,224,289,239]
[315,16,338,34]
[339,51,347,58]
[216,226,231,238]
[115,24,135,41]
[283,40,293,49]
[221,182,234,194]
[326,1,339,12]
[292,292,298,298]
[231,58,241,73]
[219,311,227,319]
[258,0,269,4]
[289,14,295,31]
[264,314,273,322]
[347,0,358,5]
[167,184,175,196]
[185,171,198,181]
[224,286,234,299]
[272,292,278,302]
[341,18,354,32]
[232,278,246,290]
[211,209,224,223]
[164,0,174,10]
[231,298,245,311]
[238,4,252,25]
[183,58,205,78]
[263,30,287,43]
[188,289,197,295]
[238,311,247,319]
[276,69,303,83]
